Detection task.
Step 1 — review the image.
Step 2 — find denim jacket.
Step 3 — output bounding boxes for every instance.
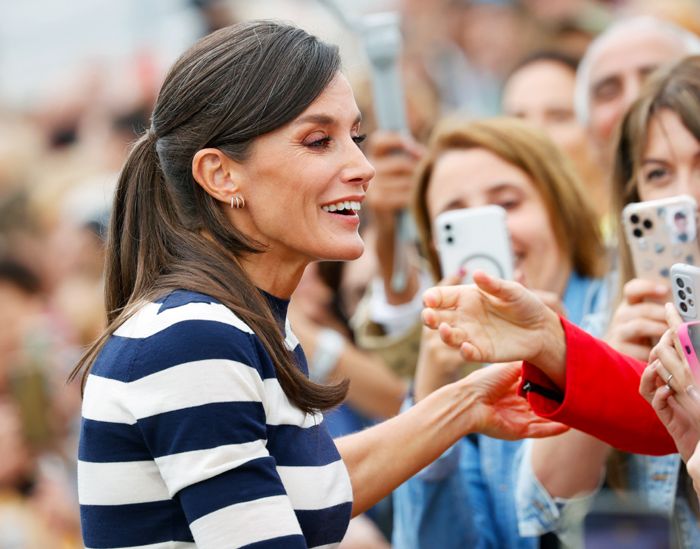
[392,273,607,549]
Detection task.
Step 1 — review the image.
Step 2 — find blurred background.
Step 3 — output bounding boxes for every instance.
[0,0,698,547]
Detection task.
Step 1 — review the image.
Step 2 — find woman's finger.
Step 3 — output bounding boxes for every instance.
[665,302,684,330]
[640,360,660,403]
[472,271,522,303]
[656,342,692,390]
[422,307,460,329]
[423,285,465,310]
[650,383,674,412]
[614,318,667,342]
[623,278,670,304]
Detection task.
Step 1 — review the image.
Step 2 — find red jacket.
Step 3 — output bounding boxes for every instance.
[518,318,676,455]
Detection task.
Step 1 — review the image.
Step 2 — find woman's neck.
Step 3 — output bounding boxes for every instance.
[240,250,310,299]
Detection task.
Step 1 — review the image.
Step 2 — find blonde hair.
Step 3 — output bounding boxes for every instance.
[413,116,606,282]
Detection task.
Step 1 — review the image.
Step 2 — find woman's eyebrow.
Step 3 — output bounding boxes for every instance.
[294,113,362,126]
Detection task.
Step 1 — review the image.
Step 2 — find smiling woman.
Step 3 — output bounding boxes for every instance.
[69,21,567,549]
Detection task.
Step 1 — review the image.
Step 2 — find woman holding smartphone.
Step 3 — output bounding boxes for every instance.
[391,117,607,549]
[422,55,700,549]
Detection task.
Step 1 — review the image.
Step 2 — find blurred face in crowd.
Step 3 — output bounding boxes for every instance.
[586,31,686,153]
[503,60,588,171]
[229,73,375,264]
[636,108,700,205]
[425,148,569,295]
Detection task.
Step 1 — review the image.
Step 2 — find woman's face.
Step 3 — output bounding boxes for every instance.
[637,108,700,206]
[503,60,586,165]
[426,148,570,294]
[231,73,375,264]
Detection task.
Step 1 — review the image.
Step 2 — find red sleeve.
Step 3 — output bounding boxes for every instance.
[517,317,676,456]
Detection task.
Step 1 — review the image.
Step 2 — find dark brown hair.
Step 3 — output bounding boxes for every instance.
[613,55,700,296]
[70,21,348,413]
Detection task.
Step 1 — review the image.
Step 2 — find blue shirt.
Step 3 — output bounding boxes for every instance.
[392,272,606,549]
[78,290,352,549]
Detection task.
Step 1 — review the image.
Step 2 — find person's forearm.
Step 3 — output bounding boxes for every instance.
[330,346,407,418]
[531,431,610,498]
[522,319,677,455]
[529,310,567,389]
[414,362,459,402]
[335,379,476,516]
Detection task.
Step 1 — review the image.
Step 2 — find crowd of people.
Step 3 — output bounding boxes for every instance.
[3,0,700,547]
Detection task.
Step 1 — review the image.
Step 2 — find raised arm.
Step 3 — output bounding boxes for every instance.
[335,361,567,515]
[422,271,676,455]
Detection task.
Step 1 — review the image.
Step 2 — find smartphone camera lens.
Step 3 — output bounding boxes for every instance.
[677,277,686,288]
[681,302,689,313]
[643,219,653,229]
[679,289,687,300]
[445,224,452,231]
[633,228,643,238]
[446,236,454,244]
[630,214,640,224]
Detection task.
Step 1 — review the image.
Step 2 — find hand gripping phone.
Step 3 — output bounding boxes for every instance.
[677,320,700,377]
[671,263,700,321]
[622,195,699,283]
[435,205,514,284]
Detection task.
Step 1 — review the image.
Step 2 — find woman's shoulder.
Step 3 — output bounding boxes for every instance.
[91,289,269,383]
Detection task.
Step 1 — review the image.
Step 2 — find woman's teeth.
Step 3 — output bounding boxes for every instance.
[322,201,362,213]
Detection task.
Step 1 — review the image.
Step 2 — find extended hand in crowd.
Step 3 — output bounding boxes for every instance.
[640,304,700,461]
[421,270,567,387]
[641,303,700,504]
[606,278,669,361]
[364,130,424,219]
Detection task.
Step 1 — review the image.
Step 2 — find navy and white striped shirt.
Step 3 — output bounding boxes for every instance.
[79,289,353,548]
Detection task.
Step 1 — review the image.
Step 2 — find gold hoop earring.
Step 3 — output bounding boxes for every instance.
[230,195,245,209]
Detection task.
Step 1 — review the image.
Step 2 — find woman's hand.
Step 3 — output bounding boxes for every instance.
[640,362,700,461]
[458,361,569,440]
[414,271,471,402]
[605,278,669,361]
[640,303,700,460]
[364,131,424,222]
[422,271,567,386]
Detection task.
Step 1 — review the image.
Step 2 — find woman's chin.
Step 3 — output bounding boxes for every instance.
[318,239,364,262]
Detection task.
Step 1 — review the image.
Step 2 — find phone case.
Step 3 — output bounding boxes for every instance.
[671,263,700,321]
[435,205,514,283]
[677,321,700,377]
[622,195,699,283]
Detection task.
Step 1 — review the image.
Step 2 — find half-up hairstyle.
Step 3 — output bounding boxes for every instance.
[70,21,349,413]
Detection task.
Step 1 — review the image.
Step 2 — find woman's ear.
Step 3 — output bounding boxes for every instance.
[192,148,243,203]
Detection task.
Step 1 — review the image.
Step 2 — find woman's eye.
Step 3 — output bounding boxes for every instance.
[306,136,332,149]
[498,200,519,211]
[644,167,670,183]
[352,134,367,146]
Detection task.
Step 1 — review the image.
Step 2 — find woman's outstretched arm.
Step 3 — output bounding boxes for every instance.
[335,361,567,516]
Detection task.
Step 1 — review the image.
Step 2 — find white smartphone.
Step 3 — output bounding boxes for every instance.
[434,205,514,283]
[671,263,700,321]
[622,195,699,283]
